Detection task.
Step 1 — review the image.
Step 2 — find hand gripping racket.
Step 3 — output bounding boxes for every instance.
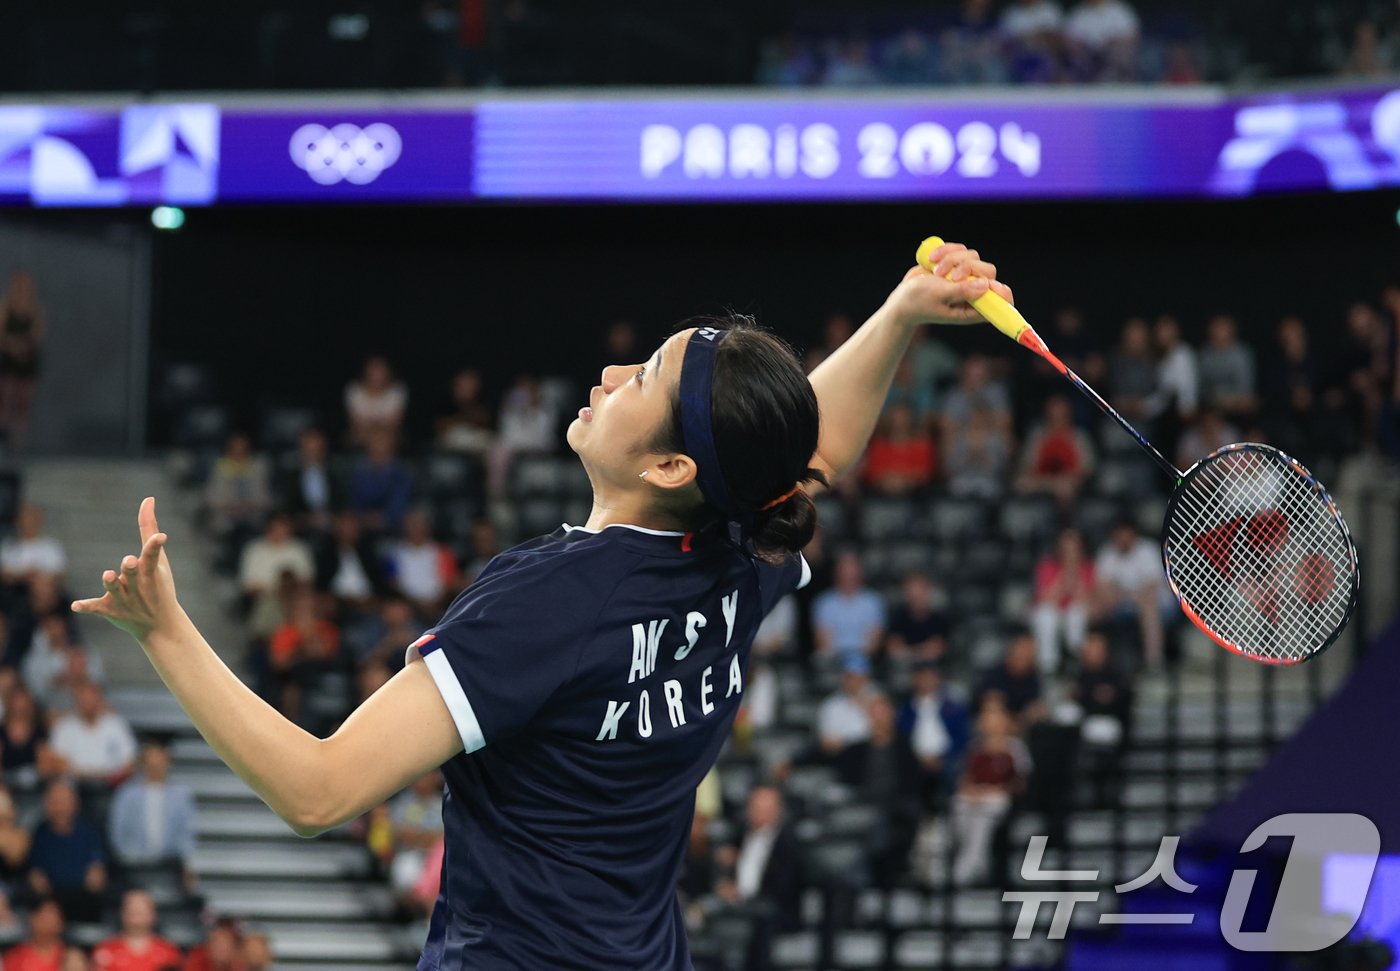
[916,236,1359,665]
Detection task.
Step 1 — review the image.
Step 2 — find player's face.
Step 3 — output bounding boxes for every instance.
[568,328,692,490]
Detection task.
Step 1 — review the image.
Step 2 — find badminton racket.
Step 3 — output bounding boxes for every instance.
[916,236,1359,665]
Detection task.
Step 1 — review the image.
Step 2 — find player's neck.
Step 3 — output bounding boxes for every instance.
[583,496,686,534]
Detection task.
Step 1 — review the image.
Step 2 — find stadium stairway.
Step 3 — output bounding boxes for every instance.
[26,458,415,970]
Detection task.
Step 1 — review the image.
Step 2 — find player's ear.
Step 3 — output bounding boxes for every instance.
[646,454,697,492]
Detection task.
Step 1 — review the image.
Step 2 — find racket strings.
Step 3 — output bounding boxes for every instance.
[1164,448,1355,663]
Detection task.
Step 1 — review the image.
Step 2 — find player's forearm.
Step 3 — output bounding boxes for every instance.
[807,304,915,477]
[140,614,332,835]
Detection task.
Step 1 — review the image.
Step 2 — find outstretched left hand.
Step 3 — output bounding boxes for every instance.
[884,240,1014,328]
[72,496,186,644]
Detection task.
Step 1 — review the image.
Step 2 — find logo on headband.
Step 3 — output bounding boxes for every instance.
[696,327,720,342]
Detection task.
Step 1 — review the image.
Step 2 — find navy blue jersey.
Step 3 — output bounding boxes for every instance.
[408,521,809,971]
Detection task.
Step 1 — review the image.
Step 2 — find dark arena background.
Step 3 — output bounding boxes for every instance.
[1,1,1400,969]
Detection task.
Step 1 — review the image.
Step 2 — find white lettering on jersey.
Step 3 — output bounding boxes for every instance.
[664,679,686,728]
[700,665,714,714]
[674,611,707,661]
[596,700,631,741]
[726,652,743,698]
[628,619,669,683]
[721,591,739,647]
[637,689,653,738]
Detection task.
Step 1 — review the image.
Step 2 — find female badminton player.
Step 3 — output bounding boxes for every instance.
[72,242,1009,970]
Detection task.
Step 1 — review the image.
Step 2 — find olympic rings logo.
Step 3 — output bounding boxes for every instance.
[289,123,402,185]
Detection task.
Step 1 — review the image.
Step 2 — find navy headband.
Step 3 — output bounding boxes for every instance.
[678,327,737,517]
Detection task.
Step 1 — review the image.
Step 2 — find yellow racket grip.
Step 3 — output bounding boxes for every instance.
[916,236,1031,343]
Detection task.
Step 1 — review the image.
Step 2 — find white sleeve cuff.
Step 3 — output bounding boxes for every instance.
[419,647,487,754]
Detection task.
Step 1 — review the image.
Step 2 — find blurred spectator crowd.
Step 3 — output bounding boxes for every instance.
[757,0,1400,87]
[0,501,276,968]
[172,279,1400,968]
[6,0,1397,92]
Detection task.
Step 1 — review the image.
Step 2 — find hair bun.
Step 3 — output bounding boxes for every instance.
[750,467,828,562]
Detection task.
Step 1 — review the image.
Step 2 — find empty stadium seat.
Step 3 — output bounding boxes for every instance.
[927,496,991,543]
[833,930,885,969]
[860,496,923,543]
[997,495,1061,547]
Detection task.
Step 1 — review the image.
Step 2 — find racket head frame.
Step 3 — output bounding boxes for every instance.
[1160,442,1360,666]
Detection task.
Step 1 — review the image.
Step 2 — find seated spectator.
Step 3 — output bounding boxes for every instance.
[48,680,137,787]
[0,786,32,892]
[27,780,106,921]
[944,406,1011,498]
[346,595,422,672]
[884,358,938,434]
[1108,318,1157,423]
[1015,394,1094,506]
[462,518,501,586]
[62,948,90,971]
[23,613,104,716]
[313,511,385,610]
[905,323,961,391]
[753,594,797,660]
[237,514,314,607]
[274,428,341,535]
[862,403,936,496]
[885,571,948,663]
[1198,314,1258,419]
[950,703,1031,886]
[435,368,494,457]
[181,918,241,971]
[836,693,922,886]
[1162,42,1201,84]
[1064,0,1139,81]
[0,687,57,788]
[940,0,1009,85]
[1066,630,1131,806]
[973,632,1046,732]
[1175,408,1240,470]
[8,575,72,670]
[881,28,939,85]
[487,375,555,498]
[1092,518,1169,666]
[344,354,407,447]
[387,771,445,900]
[939,355,1012,443]
[93,889,182,971]
[1339,20,1398,78]
[816,656,877,757]
[386,510,460,615]
[240,931,272,971]
[108,738,197,877]
[349,430,414,535]
[1147,314,1199,445]
[5,898,65,971]
[203,434,271,549]
[1030,528,1095,672]
[812,553,885,661]
[1263,317,1322,457]
[267,588,341,724]
[1,504,67,590]
[407,838,445,921]
[678,811,719,911]
[755,32,820,87]
[822,38,880,86]
[898,661,970,803]
[999,0,1065,83]
[746,594,797,732]
[718,786,803,933]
